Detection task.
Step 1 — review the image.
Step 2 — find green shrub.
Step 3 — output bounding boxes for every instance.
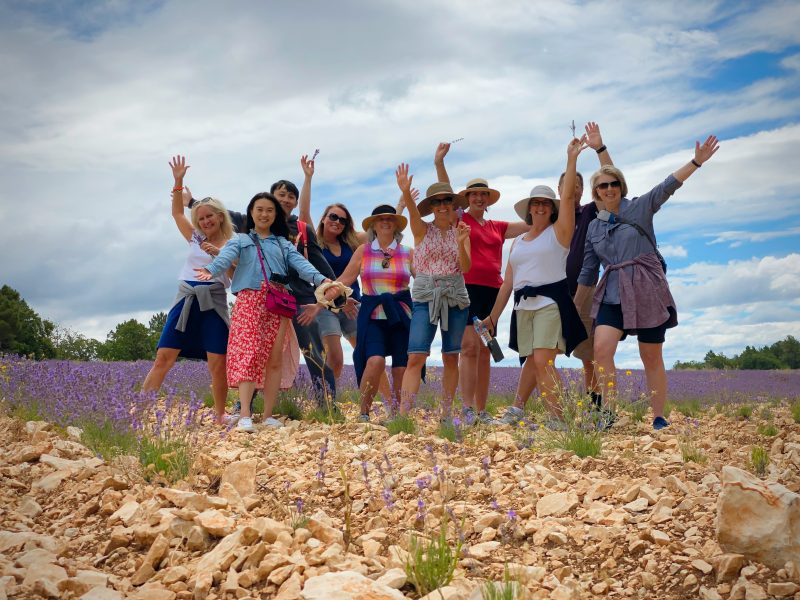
[674,399,702,418]
[274,392,303,420]
[757,423,778,437]
[791,402,800,424]
[736,405,753,420]
[304,405,345,425]
[542,428,602,458]
[139,436,191,483]
[81,421,138,460]
[750,446,769,477]
[386,414,417,436]
[405,517,462,597]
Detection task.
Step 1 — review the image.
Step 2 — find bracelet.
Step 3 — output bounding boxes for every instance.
[172,186,184,192]
[691,159,701,168]
[596,145,607,154]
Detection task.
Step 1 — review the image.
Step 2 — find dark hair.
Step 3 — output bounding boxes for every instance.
[246,192,290,238]
[270,180,300,198]
[524,199,558,225]
[558,171,584,188]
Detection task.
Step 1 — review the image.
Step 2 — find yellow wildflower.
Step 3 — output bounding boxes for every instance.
[625,370,632,376]
[607,381,615,388]
[518,421,526,427]
[598,366,605,373]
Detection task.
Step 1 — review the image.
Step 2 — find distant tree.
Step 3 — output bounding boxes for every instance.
[147,312,167,348]
[769,335,800,369]
[0,285,55,359]
[98,319,153,361]
[51,326,102,361]
[738,346,784,370]
[674,337,799,370]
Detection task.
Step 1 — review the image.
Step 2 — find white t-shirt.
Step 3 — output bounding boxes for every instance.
[510,226,568,311]
[177,234,231,288]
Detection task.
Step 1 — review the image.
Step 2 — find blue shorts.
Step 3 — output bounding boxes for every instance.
[408,301,469,355]
[362,319,409,368]
[595,303,670,344]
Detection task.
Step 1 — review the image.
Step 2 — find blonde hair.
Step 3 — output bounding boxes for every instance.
[317,203,360,251]
[590,165,628,203]
[190,197,234,240]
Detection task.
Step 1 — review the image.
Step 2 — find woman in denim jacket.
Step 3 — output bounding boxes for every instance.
[196,192,337,432]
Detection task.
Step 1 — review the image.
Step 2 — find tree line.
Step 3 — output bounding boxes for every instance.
[3,284,799,368]
[0,285,165,361]
[673,336,800,370]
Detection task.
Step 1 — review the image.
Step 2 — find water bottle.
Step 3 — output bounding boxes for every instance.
[473,317,504,363]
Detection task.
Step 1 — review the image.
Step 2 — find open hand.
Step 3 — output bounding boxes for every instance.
[395,163,413,193]
[169,155,189,182]
[193,268,212,281]
[584,122,604,150]
[181,186,192,208]
[297,303,321,326]
[694,135,720,165]
[343,298,359,320]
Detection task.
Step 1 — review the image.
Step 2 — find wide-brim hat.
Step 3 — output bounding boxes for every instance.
[417,182,468,217]
[514,185,559,221]
[362,204,408,232]
[458,178,501,206]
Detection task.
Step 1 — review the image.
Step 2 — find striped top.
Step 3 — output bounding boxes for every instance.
[361,240,412,319]
[413,223,461,275]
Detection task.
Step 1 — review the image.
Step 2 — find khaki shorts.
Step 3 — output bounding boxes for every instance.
[516,303,565,358]
[572,291,595,362]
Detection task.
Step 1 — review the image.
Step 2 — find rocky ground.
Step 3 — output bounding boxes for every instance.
[1,406,799,599]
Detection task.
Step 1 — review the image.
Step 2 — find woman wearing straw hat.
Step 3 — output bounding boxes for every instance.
[335,205,414,421]
[482,138,589,427]
[433,142,529,425]
[574,134,720,430]
[395,163,472,418]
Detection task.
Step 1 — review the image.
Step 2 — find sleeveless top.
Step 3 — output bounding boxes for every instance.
[322,243,361,300]
[178,232,231,288]
[509,226,568,311]
[413,223,461,276]
[361,240,412,319]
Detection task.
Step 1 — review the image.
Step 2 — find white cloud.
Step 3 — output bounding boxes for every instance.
[659,245,688,258]
[707,227,800,247]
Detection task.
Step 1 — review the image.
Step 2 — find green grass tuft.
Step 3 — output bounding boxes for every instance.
[405,517,462,597]
[750,446,770,477]
[386,414,417,436]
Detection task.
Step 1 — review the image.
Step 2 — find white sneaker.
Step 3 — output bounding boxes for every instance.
[237,417,255,433]
[263,417,283,428]
[223,413,240,426]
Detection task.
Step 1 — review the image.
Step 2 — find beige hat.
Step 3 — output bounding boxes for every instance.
[361,204,408,232]
[458,178,501,206]
[417,182,468,217]
[513,185,559,221]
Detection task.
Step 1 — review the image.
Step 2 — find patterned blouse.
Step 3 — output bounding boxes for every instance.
[360,240,412,319]
[412,223,460,276]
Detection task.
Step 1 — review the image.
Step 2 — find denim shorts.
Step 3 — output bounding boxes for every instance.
[316,307,357,339]
[408,301,469,354]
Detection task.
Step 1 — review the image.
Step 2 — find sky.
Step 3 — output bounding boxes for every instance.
[1,0,799,369]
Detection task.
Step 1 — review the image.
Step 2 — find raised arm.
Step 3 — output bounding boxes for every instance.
[505,221,530,238]
[395,188,419,216]
[585,122,613,167]
[170,155,193,242]
[336,244,366,287]
[673,135,719,183]
[434,142,451,184]
[456,221,471,273]
[298,154,316,229]
[554,137,588,247]
[396,163,428,242]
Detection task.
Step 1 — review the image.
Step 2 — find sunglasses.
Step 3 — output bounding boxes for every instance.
[595,180,621,191]
[195,197,214,205]
[429,197,454,208]
[381,250,392,269]
[327,213,348,224]
[529,199,553,208]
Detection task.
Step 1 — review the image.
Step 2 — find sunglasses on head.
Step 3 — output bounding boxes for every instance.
[595,180,621,191]
[429,196,454,207]
[195,197,214,205]
[326,213,348,224]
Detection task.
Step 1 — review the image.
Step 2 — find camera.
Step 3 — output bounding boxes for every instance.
[269,272,290,286]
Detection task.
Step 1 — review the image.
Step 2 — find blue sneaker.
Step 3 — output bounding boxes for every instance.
[652,416,670,430]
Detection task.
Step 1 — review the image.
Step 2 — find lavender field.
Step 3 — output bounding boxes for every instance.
[2,356,798,433]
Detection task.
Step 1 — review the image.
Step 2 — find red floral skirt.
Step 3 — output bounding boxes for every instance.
[226,282,281,388]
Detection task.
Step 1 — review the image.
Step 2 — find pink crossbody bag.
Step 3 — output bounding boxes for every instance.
[250,234,297,318]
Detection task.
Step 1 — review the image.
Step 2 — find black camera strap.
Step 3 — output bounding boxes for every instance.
[249,233,290,284]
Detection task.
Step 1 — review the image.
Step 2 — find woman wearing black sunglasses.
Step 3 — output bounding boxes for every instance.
[574,135,720,430]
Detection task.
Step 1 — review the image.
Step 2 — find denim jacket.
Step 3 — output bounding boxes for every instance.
[204,232,326,294]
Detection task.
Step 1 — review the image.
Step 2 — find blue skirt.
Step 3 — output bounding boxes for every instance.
[157,281,229,360]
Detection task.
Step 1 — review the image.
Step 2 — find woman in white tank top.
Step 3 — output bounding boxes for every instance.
[482,138,588,426]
